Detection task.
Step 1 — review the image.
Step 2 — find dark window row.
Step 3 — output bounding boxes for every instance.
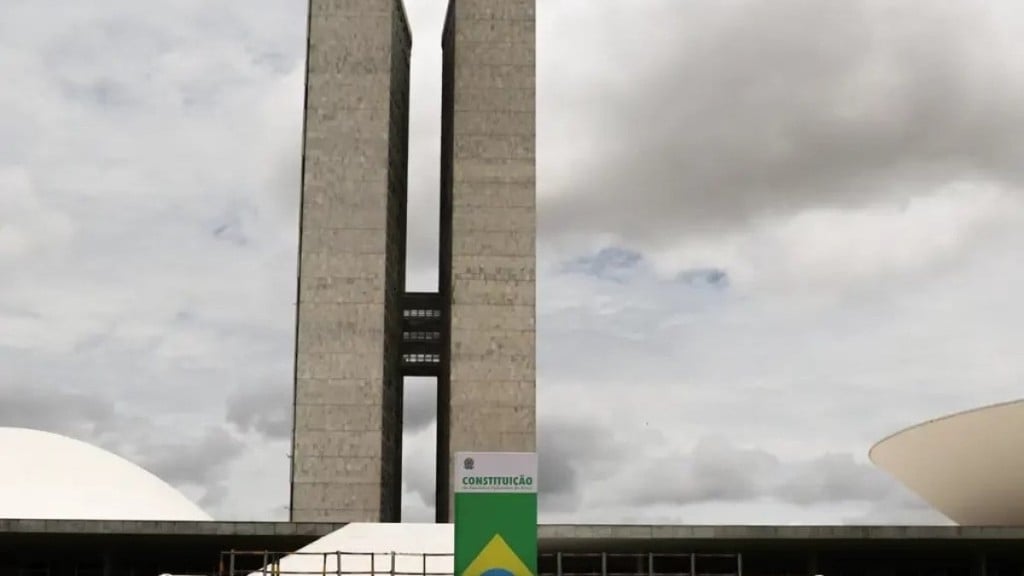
[403,331,442,341]
[403,308,442,319]
[403,353,441,364]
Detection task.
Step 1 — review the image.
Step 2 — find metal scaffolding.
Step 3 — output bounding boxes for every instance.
[217,551,745,576]
[219,550,453,576]
[539,552,743,576]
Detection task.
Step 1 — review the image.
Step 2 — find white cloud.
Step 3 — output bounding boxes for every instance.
[634,181,1023,295]
[0,0,308,515]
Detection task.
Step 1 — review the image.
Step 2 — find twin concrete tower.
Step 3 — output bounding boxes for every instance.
[289,0,536,523]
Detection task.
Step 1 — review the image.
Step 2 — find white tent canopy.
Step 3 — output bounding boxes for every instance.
[247,523,454,576]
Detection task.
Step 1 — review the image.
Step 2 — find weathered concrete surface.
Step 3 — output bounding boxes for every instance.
[291,0,411,523]
[0,520,344,536]
[438,0,537,523]
[537,524,1022,543]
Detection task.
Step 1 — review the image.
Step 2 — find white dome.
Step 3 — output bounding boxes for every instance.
[0,427,211,521]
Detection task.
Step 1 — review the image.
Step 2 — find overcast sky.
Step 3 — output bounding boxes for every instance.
[3,0,1024,525]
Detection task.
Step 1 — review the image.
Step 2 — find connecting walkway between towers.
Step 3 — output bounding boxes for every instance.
[401,292,444,377]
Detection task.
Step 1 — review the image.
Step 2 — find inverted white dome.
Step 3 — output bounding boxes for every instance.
[870,399,1024,525]
[0,427,211,521]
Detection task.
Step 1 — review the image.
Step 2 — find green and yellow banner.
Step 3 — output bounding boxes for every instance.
[454,451,538,576]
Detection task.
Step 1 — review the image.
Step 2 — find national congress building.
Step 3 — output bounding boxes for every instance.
[290,0,537,524]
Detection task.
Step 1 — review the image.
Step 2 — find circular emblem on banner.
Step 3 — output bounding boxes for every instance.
[463,457,475,470]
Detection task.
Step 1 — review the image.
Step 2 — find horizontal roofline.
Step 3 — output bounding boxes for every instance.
[7,520,1022,541]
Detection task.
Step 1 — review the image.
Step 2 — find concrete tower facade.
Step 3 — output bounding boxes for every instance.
[436,0,537,522]
[290,0,411,523]
[290,0,535,524]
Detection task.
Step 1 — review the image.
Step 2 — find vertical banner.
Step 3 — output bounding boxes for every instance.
[454,451,538,576]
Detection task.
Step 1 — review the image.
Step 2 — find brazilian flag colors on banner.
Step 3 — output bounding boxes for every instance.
[454,451,538,576]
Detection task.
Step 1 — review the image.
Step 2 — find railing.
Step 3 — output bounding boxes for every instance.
[219,551,745,576]
[539,552,743,576]
[219,551,454,576]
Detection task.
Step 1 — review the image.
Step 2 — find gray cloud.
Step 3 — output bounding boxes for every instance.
[0,388,115,438]
[562,247,643,283]
[403,378,438,434]
[401,424,437,515]
[676,268,729,290]
[138,427,246,508]
[0,0,304,521]
[620,437,776,507]
[842,488,954,526]
[226,384,292,440]
[600,437,911,511]
[0,348,249,510]
[0,346,164,450]
[540,0,1024,245]
[538,419,622,513]
[777,453,892,507]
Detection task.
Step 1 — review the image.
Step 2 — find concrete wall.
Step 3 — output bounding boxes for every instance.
[438,0,537,522]
[291,0,411,523]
